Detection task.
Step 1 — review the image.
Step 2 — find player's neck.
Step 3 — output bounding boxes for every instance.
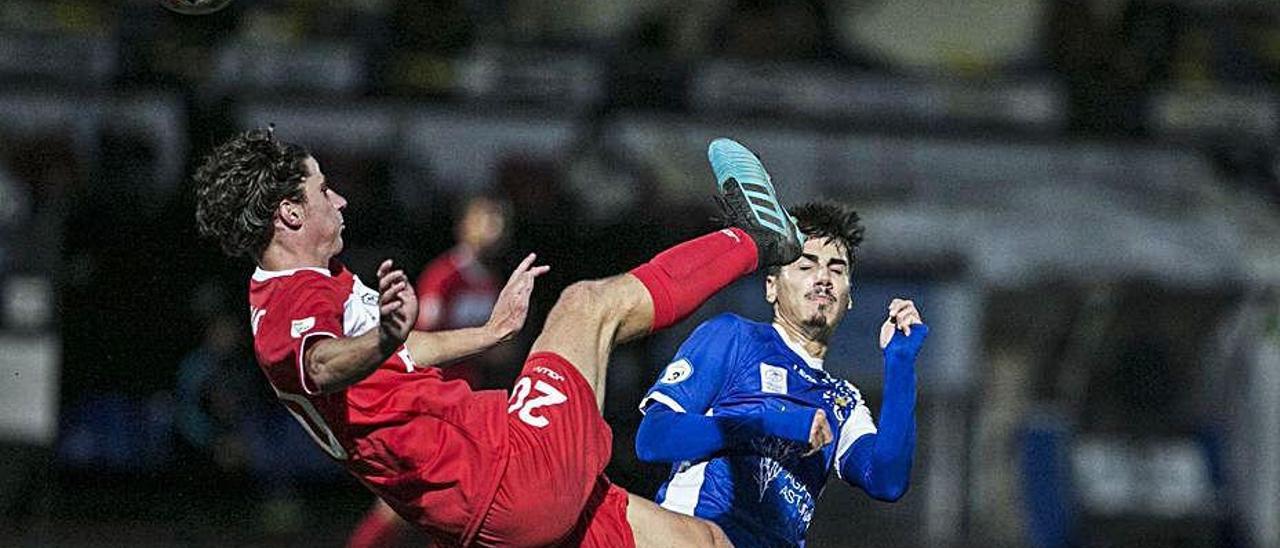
[772,317,829,360]
[259,238,331,272]
[452,243,477,264]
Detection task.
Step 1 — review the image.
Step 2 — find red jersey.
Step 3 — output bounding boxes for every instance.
[248,262,509,544]
[414,246,499,332]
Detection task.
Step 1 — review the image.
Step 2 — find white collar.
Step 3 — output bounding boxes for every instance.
[252,266,331,282]
[772,323,825,370]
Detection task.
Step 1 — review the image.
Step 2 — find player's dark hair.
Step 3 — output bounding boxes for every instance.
[194,127,311,260]
[454,190,512,222]
[768,201,865,276]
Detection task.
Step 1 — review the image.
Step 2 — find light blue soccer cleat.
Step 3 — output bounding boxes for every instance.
[708,138,805,267]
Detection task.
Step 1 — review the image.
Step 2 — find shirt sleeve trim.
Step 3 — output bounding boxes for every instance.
[835,417,878,478]
[638,391,688,414]
[297,331,338,395]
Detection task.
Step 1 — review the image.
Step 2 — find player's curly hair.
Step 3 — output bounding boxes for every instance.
[769,201,865,276]
[193,128,311,260]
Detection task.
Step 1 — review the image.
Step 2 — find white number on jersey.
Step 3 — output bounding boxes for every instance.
[274,388,348,460]
[250,307,266,336]
[506,376,567,428]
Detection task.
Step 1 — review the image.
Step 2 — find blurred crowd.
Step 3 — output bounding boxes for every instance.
[1,0,1279,109]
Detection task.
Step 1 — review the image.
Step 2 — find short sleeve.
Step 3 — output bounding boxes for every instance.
[639,314,747,416]
[258,275,346,395]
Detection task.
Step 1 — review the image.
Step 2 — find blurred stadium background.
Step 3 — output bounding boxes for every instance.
[1,0,1280,546]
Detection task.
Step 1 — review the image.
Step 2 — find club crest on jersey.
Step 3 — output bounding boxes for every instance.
[659,359,693,385]
[290,317,316,338]
[760,363,788,394]
[823,391,854,422]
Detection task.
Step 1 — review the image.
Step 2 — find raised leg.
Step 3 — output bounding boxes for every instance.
[529,225,758,408]
[529,137,804,409]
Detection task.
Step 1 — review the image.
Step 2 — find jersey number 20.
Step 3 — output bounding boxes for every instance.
[507,377,567,428]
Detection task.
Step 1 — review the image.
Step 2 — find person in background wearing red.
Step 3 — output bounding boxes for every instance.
[415,194,513,385]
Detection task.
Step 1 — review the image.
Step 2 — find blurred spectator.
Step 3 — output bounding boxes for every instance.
[413,192,514,386]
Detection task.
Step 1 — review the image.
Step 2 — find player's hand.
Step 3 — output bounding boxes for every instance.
[487,253,550,343]
[804,409,834,457]
[879,298,923,349]
[377,259,416,350]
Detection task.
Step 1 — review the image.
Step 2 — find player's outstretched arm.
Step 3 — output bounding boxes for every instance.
[402,253,549,366]
[304,260,417,393]
[839,299,927,501]
[636,404,827,463]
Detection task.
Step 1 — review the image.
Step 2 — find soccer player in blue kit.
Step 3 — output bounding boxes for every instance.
[635,141,929,547]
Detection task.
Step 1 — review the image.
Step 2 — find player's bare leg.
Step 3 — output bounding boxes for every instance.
[528,274,650,408]
[530,276,734,546]
[529,139,801,546]
[626,493,732,548]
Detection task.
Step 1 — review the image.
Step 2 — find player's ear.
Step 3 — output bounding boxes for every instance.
[765,274,777,305]
[277,198,304,229]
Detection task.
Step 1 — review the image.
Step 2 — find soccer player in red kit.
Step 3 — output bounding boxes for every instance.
[194,127,803,547]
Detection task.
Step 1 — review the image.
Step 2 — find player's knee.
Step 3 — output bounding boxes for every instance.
[555,279,611,318]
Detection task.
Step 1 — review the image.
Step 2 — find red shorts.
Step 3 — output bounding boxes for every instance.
[472,352,635,547]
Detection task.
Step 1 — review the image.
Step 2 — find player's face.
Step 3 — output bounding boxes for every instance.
[459,198,506,253]
[767,236,851,336]
[300,157,347,257]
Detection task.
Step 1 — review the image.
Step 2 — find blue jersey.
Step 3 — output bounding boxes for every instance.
[639,313,879,547]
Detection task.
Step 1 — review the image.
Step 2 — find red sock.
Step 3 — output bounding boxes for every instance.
[347,504,407,548]
[630,227,759,331]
